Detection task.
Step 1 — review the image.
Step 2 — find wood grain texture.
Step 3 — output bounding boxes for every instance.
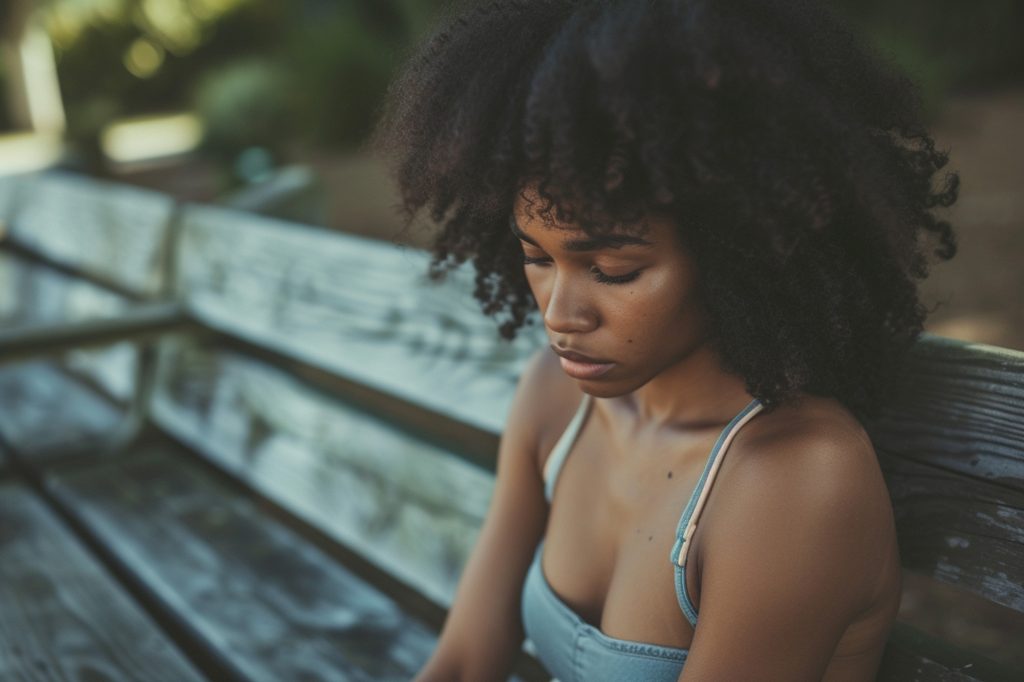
[0,482,204,682]
[0,361,126,458]
[150,334,494,606]
[869,335,1024,487]
[175,203,546,434]
[48,445,437,682]
[876,623,1017,682]
[883,455,1024,612]
[0,251,142,402]
[867,336,1024,612]
[0,252,130,329]
[5,171,176,297]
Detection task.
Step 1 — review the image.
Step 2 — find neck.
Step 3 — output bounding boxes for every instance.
[623,341,754,430]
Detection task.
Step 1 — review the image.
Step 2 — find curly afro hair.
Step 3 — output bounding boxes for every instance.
[371,0,959,421]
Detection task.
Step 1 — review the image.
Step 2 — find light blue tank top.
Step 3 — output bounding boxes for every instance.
[521,394,764,682]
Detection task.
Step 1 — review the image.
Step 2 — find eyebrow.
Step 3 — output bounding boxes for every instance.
[509,215,653,252]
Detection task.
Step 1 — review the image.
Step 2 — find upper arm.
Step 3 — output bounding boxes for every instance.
[679,423,886,681]
[416,348,557,682]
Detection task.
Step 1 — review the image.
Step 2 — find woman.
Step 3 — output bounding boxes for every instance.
[372,0,958,679]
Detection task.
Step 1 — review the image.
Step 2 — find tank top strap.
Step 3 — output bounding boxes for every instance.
[542,394,594,502]
[669,398,764,569]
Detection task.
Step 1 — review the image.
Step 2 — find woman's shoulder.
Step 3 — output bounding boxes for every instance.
[734,394,877,478]
[707,393,894,588]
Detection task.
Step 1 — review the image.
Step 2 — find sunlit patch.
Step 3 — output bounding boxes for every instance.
[100,113,203,164]
[927,314,1011,348]
[124,38,165,78]
[0,133,64,176]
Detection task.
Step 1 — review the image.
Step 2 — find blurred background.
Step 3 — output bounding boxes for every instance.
[0,0,1021,677]
[0,0,1021,348]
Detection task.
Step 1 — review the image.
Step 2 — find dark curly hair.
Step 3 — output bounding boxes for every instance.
[371,0,959,420]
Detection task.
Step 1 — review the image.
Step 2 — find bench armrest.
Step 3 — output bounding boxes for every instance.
[0,301,197,363]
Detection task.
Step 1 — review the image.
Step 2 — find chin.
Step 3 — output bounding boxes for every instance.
[575,374,646,399]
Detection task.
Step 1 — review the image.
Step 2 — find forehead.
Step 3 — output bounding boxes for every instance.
[512,184,672,240]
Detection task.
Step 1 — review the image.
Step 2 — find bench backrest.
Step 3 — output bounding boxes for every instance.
[2,170,1021,679]
[1,171,178,299]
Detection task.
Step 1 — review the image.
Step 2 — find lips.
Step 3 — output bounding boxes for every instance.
[552,345,616,380]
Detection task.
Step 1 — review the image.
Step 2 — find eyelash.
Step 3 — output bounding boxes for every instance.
[522,256,642,285]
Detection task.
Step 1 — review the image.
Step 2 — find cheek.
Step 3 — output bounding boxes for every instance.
[613,269,702,342]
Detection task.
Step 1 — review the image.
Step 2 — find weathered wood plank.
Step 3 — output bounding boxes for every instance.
[0,361,126,458]
[0,301,191,365]
[0,253,144,403]
[0,251,130,328]
[864,335,1024,613]
[150,333,494,606]
[0,173,28,227]
[4,171,177,297]
[176,203,545,434]
[876,622,1018,682]
[48,445,437,682]
[0,481,204,682]
[882,454,1024,613]
[868,335,1024,489]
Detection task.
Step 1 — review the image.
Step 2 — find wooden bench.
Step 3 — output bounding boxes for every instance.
[0,170,1020,681]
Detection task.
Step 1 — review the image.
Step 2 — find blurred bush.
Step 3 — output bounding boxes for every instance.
[11,0,1020,177]
[193,58,296,179]
[32,0,457,180]
[831,0,1024,114]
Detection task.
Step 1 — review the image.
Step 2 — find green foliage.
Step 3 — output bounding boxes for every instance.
[829,0,1024,114]
[49,0,1024,163]
[283,10,400,149]
[193,58,297,161]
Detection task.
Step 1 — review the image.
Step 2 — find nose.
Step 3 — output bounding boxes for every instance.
[542,272,599,335]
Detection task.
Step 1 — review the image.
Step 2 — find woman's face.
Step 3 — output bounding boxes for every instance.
[512,187,710,398]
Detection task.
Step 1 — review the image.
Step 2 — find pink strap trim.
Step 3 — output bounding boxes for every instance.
[675,402,764,566]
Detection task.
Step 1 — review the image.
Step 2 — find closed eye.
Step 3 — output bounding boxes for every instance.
[522,255,642,285]
[590,265,642,285]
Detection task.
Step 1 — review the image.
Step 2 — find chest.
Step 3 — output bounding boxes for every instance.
[539,418,724,648]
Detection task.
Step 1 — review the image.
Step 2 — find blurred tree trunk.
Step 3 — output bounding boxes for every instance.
[1,0,65,133]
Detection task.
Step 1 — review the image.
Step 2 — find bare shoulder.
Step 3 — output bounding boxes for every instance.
[682,397,900,678]
[702,395,895,608]
[514,346,586,472]
[729,395,882,505]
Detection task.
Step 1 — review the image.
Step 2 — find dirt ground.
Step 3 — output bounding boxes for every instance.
[918,88,1024,351]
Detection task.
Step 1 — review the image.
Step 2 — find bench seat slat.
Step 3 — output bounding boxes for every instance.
[0,480,204,681]
[47,444,437,682]
[882,454,1024,612]
[877,622,1018,682]
[0,252,131,331]
[0,361,127,459]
